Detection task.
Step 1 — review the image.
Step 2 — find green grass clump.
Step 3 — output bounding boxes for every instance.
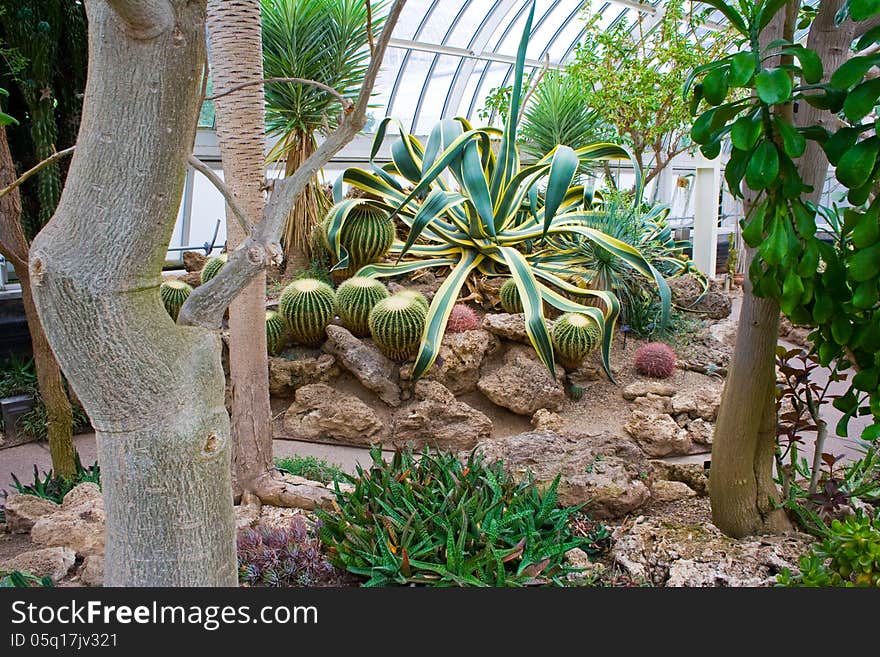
[275,455,346,485]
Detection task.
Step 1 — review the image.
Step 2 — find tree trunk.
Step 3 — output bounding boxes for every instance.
[709,2,798,537]
[206,0,276,502]
[28,0,236,586]
[0,119,77,480]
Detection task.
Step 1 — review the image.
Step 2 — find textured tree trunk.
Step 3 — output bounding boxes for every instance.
[283,130,329,274]
[28,0,236,586]
[206,0,276,502]
[0,120,76,480]
[709,3,798,537]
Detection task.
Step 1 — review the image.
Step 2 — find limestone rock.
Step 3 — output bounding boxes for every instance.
[62,483,101,510]
[470,430,651,519]
[668,274,705,308]
[390,381,491,451]
[622,381,677,400]
[709,318,737,348]
[80,554,104,587]
[174,272,202,288]
[268,352,339,397]
[649,460,709,496]
[477,346,566,415]
[3,494,60,534]
[481,313,554,345]
[686,418,714,447]
[669,275,731,319]
[282,383,385,445]
[182,250,208,272]
[631,393,673,415]
[0,547,75,583]
[388,270,441,302]
[564,547,606,582]
[531,408,564,432]
[270,473,338,512]
[400,329,499,395]
[31,496,105,557]
[671,385,723,421]
[651,480,697,502]
[624,411,692,457]
[323,325,400,406]
[612,518,812,587]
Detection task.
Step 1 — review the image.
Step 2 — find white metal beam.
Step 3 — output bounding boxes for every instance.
[387,38,565,70]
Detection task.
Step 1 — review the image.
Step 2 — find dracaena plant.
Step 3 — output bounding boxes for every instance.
[685,0,880,441]
[324,2,653,380]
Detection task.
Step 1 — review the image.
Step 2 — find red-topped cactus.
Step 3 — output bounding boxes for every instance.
[446,303,480,333]
[634,342,676,378]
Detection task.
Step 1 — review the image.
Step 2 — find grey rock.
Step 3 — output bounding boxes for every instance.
[268,352,339,397]
[323,325,400,406]
[0,547,76,583]
[281,383,385,446]
[401,329,499,395]
[31,496,105,557]
[477,346,566,415]
[481,313,554,345]
[3,494,60,534]
[651,480,697,502]
[80,554,104,587]
[622,381,677,401]
[624,411,692,457]
[671,385,723,421]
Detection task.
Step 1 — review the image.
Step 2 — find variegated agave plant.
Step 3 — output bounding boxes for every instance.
[324,2,656,381]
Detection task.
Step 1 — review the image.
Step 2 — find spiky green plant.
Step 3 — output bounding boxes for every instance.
[278,278,336,346]
[499,278,523,313]
[395,289,429,312]
[322,202,395,279]
[265,310,290,355]
[160,279,192,321]
[336,276,390,336]
[200,253,227,284]
[368,294,427,361]
[262,0,385,265]
[326,2,654,382]
[552,313,601,370]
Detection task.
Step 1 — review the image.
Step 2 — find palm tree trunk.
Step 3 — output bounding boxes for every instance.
[282,130,330,274]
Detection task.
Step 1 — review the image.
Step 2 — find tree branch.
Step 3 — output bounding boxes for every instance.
[106,0,173,39]
[0,146,75,201]
[178,0,408,328]
[187,155,251,235]
[205,77,354,111]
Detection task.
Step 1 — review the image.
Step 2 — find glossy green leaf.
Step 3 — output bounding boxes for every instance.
[725,146,751,197]
[832,314,854,345]
[843,78,880,121]
[830,54,880,89]
[797,240,819,277]
[850,0,880,22]
[780,45,823,84]
[848,242,880,282]
[730,115,762,151]
[541,145,579,240]
[741,203,766,247]
[760,213,787,266]
[729,51,756,87]
[823,127,860,165]
[856,23,880,50]
[702,68,730,106]
[755,68,792,104]
[836,137,880,189]
[803,85,846,112]
[758,0,790,30]
[745,141,780,190]
[397,190,468,260]
[852,280,879,309]
[812,290,834,324]
[852,208,880,249]
[774,117,806,158]
[699,0,748,34]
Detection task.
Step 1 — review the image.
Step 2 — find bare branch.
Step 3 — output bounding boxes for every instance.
[854,14,880,39]
[0,146,75,201]
[205,77,353,111]
[106,0,173,39]
[179,0,407,328]
[366,1,375,54]
[187,155,252,235]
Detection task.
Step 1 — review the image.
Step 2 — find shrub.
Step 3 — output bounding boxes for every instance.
[275,455,345,485]
[777,514,880,587]
[0,570,53,588]
[633,342,676,378]
[8,456,101,504]
[317,446,601,586]
[446,304,480,333]
[237,517,338,587]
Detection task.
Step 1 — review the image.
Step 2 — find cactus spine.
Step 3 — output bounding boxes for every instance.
[395,289,429,312]
[265,310,289,355]
[500,279,523,314]
[278,278,337,347]
[200,253,228,284]
[326,205,394,279]
[160,280,192,321]
[336,277,390,336]
[551,312,601,369]
[368,295,427,361]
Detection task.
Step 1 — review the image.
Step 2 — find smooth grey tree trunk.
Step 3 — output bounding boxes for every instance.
[28,0,236,586]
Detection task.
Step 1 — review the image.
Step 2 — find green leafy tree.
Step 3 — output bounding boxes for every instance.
[568,0,735,187]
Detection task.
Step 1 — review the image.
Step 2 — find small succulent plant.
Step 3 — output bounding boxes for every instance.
[160,279,192,321]
[336,276,390,336]
[633,342,677,378]
[278,278,337,347]
[265,310,289,355]
[237,517,338,587]
[551,312,601,369]
[368,294,427,361]
[200,253,227,284]
[499,278,523,314]
[446,303,480,333]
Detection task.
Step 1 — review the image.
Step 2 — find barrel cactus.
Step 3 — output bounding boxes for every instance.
[499,278,523,314]
[395,288,429,312]
[200,253,227,284]
[278,278,337,347]
[265,310,290,355]
[325,204,394,279]
[336,277,390,336]
[446,303,480,333]
[368,294,427,361]
[160,279,192,321]
[551,312,601,370]
[634,342,677,378]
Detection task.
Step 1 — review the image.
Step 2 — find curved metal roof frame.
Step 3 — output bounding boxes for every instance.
[379,0,673,135]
